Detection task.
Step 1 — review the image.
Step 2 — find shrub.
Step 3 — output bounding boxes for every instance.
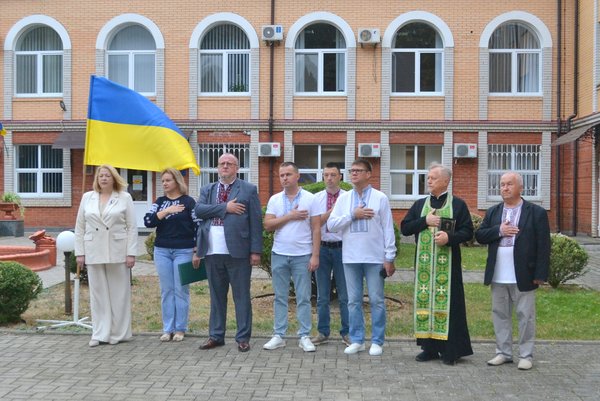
[465,213,484,247]
[145,231,156,261]
[548,233,589,289]
[0,261,43,324]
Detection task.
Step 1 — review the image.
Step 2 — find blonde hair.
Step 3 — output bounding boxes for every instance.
[92,164,127,192]
[161,168,188,195]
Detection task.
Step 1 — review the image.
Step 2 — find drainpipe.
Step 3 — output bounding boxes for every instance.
[567,0,580,235]
[268,0,275,197]
[556,0,563,232]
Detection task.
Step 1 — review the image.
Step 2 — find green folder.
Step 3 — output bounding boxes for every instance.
[178,259,207,285]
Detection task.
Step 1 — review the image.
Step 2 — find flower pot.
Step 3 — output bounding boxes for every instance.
[0,202,19,220]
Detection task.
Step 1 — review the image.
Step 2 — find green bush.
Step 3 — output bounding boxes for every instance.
[549,233,589,288]
[145,231,156,260]
[465,213,483,247]
[0,261,43,324]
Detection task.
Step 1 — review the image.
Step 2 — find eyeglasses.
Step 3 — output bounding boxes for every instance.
[218,161,237,167]
[348,169,368,174]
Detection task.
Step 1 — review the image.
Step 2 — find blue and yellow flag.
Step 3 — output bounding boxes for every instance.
[0,122,6,136]
[85,76,200,174]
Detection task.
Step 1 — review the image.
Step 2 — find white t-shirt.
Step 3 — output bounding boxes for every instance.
[492,203,523,284]
[266,188,320,256]
[314,188,345,243]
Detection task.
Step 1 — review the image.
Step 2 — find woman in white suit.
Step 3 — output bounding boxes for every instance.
[75,164,138,347]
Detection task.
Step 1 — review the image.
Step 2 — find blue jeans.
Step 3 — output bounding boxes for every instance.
[316,246,349,337]
[153,247,193,333]
[271,253,312,338]
[344,263,386,345]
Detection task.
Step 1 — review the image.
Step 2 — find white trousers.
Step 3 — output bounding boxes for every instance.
[87,263,132,343]
[491,283,536,360]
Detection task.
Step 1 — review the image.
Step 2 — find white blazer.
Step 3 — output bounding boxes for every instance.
[74,190,138,264]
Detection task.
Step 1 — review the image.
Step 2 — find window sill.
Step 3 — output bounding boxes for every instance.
[13,96,63,101]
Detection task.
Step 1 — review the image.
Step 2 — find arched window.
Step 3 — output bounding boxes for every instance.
[199,24,250,94]
[107,25,156,94]
[489,22,540,94]
[392,22,442,94]
[295,23,346,94]
[15,26,63,95]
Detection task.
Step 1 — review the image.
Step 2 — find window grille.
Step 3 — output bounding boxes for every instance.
[488,144,540,197]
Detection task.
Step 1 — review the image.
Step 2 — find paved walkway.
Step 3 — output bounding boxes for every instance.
[0,332,599,401]
[1,233,600,400]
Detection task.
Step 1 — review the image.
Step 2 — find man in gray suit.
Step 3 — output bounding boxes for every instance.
[195,153,263,352]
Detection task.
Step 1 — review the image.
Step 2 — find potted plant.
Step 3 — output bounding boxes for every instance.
[0,192,25,220]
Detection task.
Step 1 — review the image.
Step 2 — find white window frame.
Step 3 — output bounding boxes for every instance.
[197,143,251,188]
[107,49,156,96]
[15,48,63,97]
[294,144,346,184]
[389,144,443,199]
[294,48,347,96]
[14,145,64,198]
[198,48,251,96]
[489,48,542,96]
[487,144,541,199]
[391,48,443,96]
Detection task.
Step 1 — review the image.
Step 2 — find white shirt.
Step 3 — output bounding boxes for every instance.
[327,186,396,264]
[492,202,523,284]
[314,188,345,243]
[266,188,320,256]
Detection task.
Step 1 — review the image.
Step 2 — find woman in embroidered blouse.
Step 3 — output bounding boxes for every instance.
[144,168,200,342]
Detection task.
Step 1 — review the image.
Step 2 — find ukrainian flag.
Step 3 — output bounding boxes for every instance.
[85,76,200,175]
[0,122,6,136]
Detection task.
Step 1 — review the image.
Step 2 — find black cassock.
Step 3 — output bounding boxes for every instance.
[401,193,474,362]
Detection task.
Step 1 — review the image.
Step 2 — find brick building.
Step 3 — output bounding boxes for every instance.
[0,1,593,235]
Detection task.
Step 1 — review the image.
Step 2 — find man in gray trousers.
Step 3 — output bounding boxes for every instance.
[195,153,263,352]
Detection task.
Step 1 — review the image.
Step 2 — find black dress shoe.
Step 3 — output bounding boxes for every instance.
[237,341,250,352]
[415,351,440,362]
[442,359,457,366]
[199,338,225,350]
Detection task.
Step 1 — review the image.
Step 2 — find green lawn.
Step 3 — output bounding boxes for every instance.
[396,242,488,271]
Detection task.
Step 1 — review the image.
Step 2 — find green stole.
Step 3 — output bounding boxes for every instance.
[414,194,453,340]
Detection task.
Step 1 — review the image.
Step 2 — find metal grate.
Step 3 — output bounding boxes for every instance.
[488,144,540,197]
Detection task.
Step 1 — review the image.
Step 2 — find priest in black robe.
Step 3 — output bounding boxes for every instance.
[401,163,473,365]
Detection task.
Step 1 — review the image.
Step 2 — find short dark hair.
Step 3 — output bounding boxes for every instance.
[352,158,372,172]
[324,162,341,173]
[279,161,299,172]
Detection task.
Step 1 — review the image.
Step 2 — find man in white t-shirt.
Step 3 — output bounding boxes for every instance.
[476,172,550,371]
[311,162,349,347]
[263,162,321,352]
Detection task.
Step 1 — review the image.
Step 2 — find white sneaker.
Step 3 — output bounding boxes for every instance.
[299,336,316,352]
[487,354,513,366]
[88,340,99,347]
[263,335,286,350]
[369,343,383,356]
[518,358,533,370]
[344,343,365,354]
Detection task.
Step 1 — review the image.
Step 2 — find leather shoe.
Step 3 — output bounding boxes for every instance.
[442,358,457,366]
[415,351,439,362]
[237,341,250,352]
[199,338,224,350]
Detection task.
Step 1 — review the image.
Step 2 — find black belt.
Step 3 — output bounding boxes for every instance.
[321,241,342,249]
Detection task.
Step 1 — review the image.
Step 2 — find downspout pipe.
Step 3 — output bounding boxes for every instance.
[568,0,580,235]
[268,0,275,197]
[556,0,563,232]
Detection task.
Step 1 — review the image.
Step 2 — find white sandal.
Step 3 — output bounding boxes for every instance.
[160,333,172,342]
[173,332,184,342]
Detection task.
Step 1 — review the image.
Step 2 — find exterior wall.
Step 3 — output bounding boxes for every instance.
[0,0,577,232]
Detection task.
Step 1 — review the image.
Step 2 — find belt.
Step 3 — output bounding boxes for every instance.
[320,241,343,249]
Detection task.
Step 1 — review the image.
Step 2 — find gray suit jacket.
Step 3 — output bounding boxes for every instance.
[194,179,263,259]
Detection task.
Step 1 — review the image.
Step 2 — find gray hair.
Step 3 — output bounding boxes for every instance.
[429,162,452,181]
[501,171,524,187]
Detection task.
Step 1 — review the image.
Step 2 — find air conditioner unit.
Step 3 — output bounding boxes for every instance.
[358,143,381,158]
[358,28,381,44]
[454,143,478,158]
[262,25,283,41]
[258,142,281,157]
